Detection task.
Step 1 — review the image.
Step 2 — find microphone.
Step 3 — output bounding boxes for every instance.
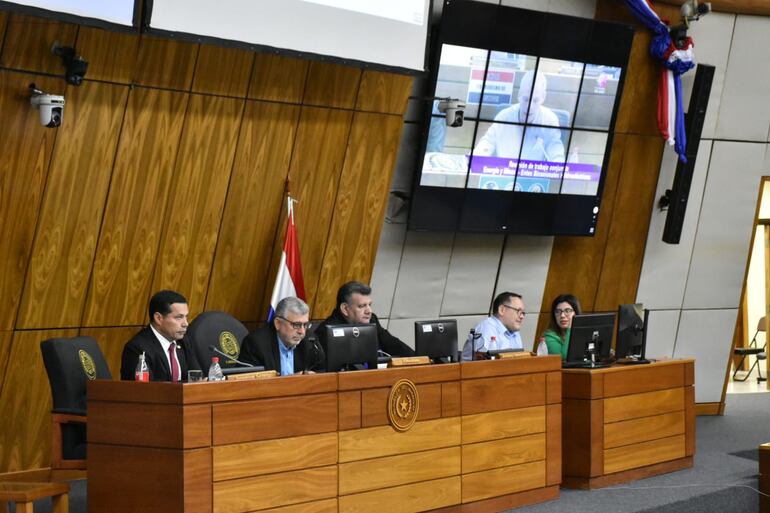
[304,335,323,373]
[208,345,254,367]
[469,328,482,361]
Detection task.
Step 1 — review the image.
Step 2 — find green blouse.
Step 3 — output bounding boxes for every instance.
[543,328,570,361]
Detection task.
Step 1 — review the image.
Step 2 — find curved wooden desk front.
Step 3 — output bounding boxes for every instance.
[561,359,695,489]
[87,356,562,513]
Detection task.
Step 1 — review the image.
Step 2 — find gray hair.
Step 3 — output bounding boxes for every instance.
[275,296,309,318]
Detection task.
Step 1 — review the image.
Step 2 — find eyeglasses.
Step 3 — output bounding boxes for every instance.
[278,316,311,330]
[555,308,575,316]
[502,304,526,317]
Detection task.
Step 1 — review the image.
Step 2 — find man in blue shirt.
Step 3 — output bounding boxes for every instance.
[240,297,325,375]
[461,292,526,361]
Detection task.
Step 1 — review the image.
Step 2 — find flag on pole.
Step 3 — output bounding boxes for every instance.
[623,0,695,162]
[267,196,306,321]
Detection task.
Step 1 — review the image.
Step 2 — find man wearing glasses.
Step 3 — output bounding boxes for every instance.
[240,296,325,375]
[461,292,526,361]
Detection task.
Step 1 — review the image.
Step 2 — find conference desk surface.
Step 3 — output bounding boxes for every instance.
[561,358,695,489]
[87,356,562,513]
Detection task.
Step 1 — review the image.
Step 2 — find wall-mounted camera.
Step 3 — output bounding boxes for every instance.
[437,98,466,127]
[29,84,65,128]
[52,42,88,86]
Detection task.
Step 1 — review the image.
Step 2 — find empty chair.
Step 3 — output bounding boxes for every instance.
[187,311,249,371]
[40,336,112,469]
[733,316,766,383]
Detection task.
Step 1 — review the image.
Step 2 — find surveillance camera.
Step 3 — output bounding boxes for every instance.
[29,85,65,128]
[52,43,88,86]
[681,0,711,22]
[438,98,466,128]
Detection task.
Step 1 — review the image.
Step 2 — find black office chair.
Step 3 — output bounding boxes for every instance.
[40,336,112,470]
[187,311,249,370]
[733,316,767,383]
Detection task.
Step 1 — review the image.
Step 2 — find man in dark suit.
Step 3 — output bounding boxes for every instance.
[120,290,201,381]
[240,297,324,375]
[314,281,414,357]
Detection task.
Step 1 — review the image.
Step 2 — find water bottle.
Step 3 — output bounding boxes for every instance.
[135,352,149,382]
[208,357,225,382]
[489,335,497,351]
[536,337,548,356]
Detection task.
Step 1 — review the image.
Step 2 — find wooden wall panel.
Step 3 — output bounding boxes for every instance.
[79,326,144,379]
[0,331,13,399]
[75,26,139,84]
[356,71,413,115]
[314,112,404,315]
[540,133,626,313]
[0,12,7,50]
[0,72,59,330]
[192,45,254,97]
[248,54,309,103]
[594,135,665,310]
[17,82,128,329]
[206,101,300,320]
[152,95,244,318]
[0,329,77,473]
[0,14,77,73]
[134,35,198,90]
[82,88,189,327]
[263,106,354,313]
[303,61,362,109]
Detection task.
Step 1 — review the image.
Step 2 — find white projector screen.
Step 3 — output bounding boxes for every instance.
[146,0,430,72]
[0,0,137,27]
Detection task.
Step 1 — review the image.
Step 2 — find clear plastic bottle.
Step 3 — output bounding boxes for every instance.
[135,352,149,382]
[489,335,497,352]
[208,356,225,382]
[536,336,549,356]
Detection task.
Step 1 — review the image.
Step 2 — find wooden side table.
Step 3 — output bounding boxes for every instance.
[0,482,69,513]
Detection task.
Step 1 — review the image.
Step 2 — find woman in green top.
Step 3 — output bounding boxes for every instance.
[542,294,581,360]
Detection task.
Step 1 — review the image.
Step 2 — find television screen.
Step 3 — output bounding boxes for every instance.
[144,0,430,72]
[409,2,633,235]
[0,0,138,28]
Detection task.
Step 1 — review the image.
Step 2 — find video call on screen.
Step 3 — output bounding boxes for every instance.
[420,45,621,197]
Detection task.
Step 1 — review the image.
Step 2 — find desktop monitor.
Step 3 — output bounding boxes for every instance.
[415,320,458,362]
[616,304,650,362]
[565,313,615,366]
[324,324,379,372]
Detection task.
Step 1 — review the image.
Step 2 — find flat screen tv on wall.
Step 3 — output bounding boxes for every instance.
[409,1,634,235]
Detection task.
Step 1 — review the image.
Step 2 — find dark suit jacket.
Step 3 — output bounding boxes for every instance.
[240,324,325,374]
[120,326,200,381]
[314,309,415,357]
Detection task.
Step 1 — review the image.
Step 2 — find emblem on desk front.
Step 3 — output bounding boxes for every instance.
[219,331,240,358]
[388,379,419,432]
[79,350,97,380]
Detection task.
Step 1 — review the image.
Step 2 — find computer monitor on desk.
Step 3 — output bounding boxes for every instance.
[325,324,378,372]
[616,304,650,364]
[415,320,458,363]
[565,313,615,368]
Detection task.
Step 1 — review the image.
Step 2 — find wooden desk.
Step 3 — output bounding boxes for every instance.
[88,356,562,513]
[561,359,695,489]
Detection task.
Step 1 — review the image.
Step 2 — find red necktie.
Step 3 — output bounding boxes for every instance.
[169,343,180,382]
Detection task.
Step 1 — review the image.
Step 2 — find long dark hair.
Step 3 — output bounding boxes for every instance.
[547,294,582,336]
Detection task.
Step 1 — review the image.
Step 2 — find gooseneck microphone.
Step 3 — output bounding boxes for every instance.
[469,328,482,361]
[208,345,254,367]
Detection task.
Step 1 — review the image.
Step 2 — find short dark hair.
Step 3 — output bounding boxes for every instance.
[547,293,582,335]
[148,290,187,321]
[336,281,372,308]
[492,292,522,317]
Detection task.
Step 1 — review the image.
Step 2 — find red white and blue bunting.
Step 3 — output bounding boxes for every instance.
[624,0,695,162]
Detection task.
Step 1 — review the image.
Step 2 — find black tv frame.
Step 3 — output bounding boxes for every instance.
[565,312,615,367]
[409,1,634,236]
